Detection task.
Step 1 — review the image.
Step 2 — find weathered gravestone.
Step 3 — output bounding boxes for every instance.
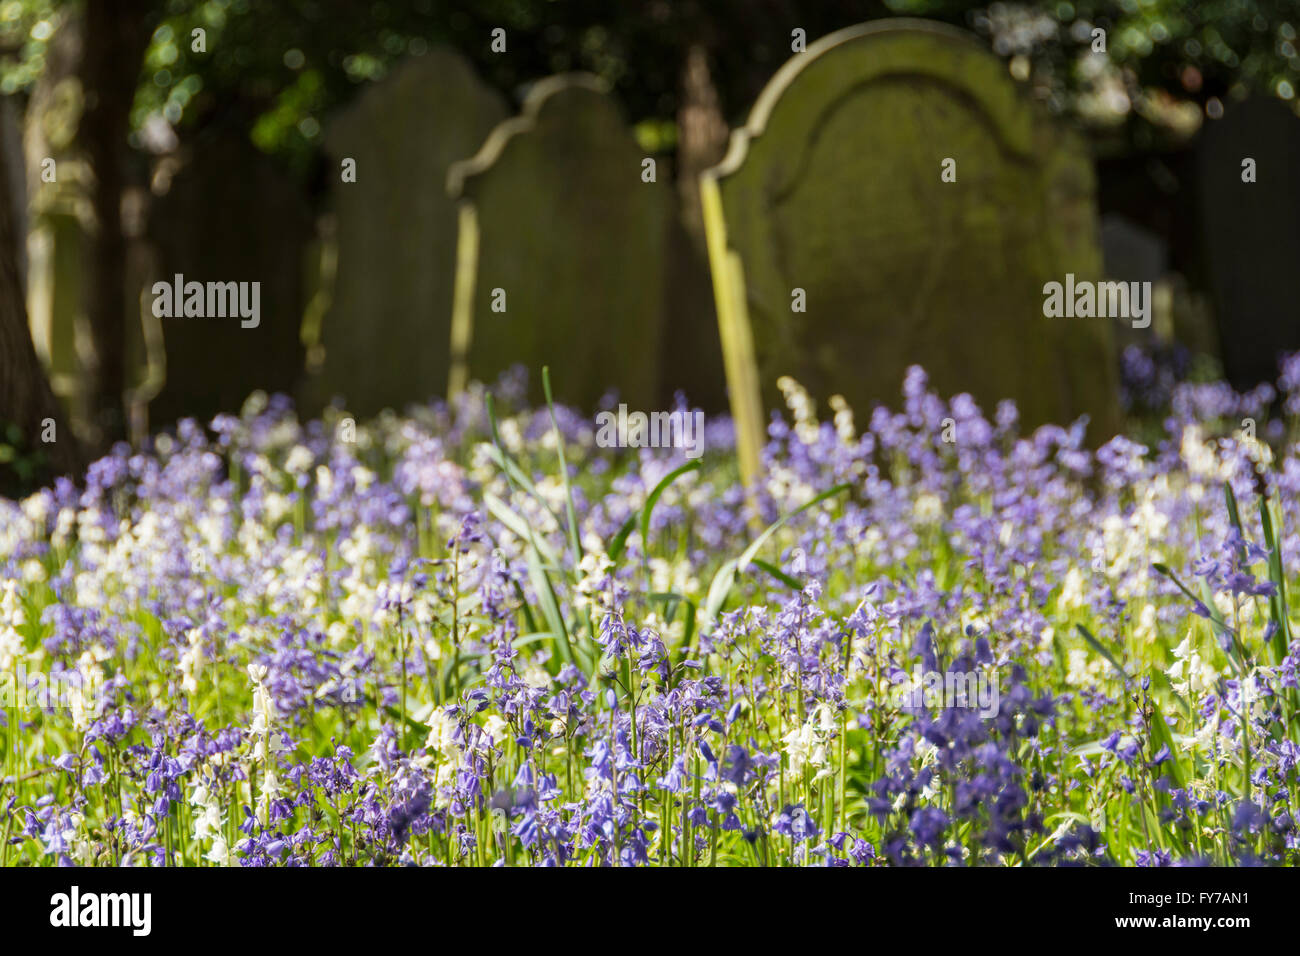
[306,51,509,416]
[701,20,1119,480]
[446,74,667,410]
[1101,212,1170,353]
[21,35,93,427]
[147,126,313,426]
[24,186,86,408]
[1197,97,1300,389]
[1101,213,1167,288]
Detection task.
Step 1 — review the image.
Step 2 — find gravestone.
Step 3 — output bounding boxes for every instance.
[1101,213,1167,287]
[147,126,313,426]
[701,19,1119,476]
[446,74,667,410]
[660,211,728,412]
[1101,212,1171,353]
[306,51,509,416]
[1197,97,1300,389]
[21,32,95,426]
[26,208,85,400]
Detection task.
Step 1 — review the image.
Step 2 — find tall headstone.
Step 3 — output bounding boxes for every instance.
[701,20,1119,479]
[446,75,668,410]
[1197,97,1300,389]
[306,51,509,416]
[147,126,313,426]
[21,21,94,428]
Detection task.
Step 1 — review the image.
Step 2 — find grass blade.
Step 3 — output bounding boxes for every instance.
[1075,623,1131,684]
[542,367,582,567]
[639,460,702,557]
[702,483,850,625]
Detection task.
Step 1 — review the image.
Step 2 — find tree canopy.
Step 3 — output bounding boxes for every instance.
[3,0,1296,175]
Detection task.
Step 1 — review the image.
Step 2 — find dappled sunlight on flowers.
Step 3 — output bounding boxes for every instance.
[2,360,1300,865]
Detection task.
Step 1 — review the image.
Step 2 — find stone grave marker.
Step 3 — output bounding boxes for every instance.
[701,19,1120,479]
[446,74,668,410]
[1101,212,1172,352]
[307,50,509,416]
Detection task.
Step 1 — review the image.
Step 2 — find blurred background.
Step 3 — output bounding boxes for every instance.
[1,0,1298,495]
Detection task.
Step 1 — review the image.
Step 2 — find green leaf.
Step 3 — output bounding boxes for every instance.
[1147,698,1187,791]
[749,557,802,590]
[606,514,637,562]
[737,483,850,572]
[482,491,559,565]
[526,547,573,667]
[512,631,558,648]
[510,579,540,634]
[639,460,702,558]
[1223,482,1245,561]
[481,443,563,531]
[543,366,583,568]
[486,390,585,672]
[1075,623,1130,683]
[702,483,850,626]
[1258,496,1292,660]
[703,559,738,626]
[681,600,698,654]
[1152,562,1244,673]
[1072,627,1187,790]
[647,590,693,620]
[1071,731,1195,758]
[608,460,701,563]
[382,704,428,736]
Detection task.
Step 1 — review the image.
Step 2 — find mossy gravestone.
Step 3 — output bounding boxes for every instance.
[148,127,312,426]
[446,75,667,410]
[310,51,509,416]
[22,66,93,422]
[1197,98,1300,389]
[703,19,1119,466]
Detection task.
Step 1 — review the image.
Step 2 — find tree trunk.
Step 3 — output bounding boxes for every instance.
[676,44,729,248]
[78,0,153,449]
[0,120,82,481]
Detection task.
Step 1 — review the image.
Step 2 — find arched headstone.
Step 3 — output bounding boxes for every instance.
[446,75,668,410]
[701,20,1119,480]
[306,51,509,416]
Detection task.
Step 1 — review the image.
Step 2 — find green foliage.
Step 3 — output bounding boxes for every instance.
[0,420,50,497]
[0,0,60,96]
[4,1,1293,176]
[17,0,1284,176]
